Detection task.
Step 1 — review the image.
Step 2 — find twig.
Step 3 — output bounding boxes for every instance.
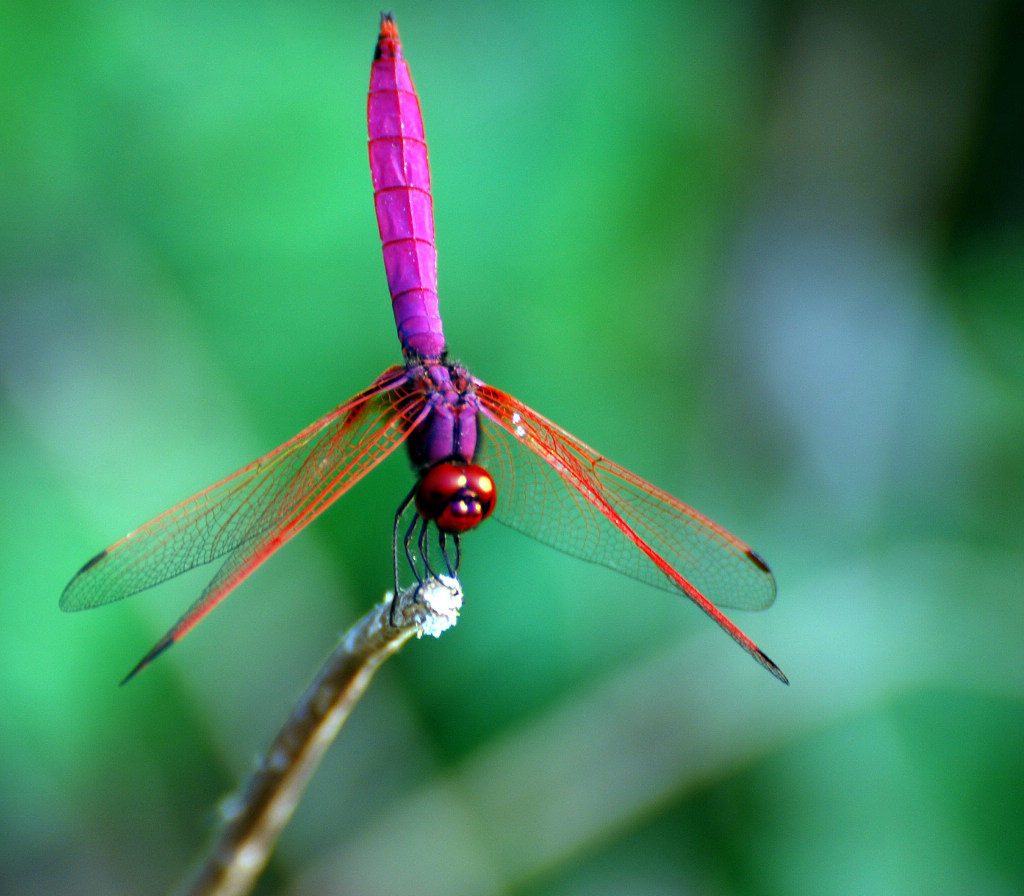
[174,576,463,896]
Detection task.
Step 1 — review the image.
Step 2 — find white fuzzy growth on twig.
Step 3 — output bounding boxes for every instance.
[414,575,462,637]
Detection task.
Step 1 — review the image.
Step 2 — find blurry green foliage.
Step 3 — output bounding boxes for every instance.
[2,1,1022,894]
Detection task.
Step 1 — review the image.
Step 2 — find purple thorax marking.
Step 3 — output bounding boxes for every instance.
[404,361,481,471]
[368,18,445,360]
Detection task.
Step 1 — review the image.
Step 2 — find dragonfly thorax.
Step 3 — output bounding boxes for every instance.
[405,359,481,470]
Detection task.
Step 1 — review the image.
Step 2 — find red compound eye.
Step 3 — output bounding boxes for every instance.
[415,463,496,533]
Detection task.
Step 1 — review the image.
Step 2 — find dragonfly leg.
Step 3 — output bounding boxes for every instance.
[418,517,433,578]
[392,484,418,623]
[436,531,461,580]
[406,514,429,581]
[437,531,448,576]
[390,512,426,627]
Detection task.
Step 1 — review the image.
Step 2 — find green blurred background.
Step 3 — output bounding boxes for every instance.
[3,1,1023,893]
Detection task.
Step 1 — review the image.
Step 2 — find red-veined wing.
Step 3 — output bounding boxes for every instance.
[61,366,422,679]
[475,383,785,683]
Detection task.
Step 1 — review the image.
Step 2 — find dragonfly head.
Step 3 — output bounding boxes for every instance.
[415,462,496,533]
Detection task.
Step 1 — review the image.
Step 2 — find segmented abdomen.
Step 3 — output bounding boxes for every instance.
[368,17,445,359]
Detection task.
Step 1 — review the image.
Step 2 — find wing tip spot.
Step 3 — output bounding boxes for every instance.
[79,548,108,575]
[746,548,772,574]
[757,648,789,685]
[120,636,174,686]
[60,549,109,611]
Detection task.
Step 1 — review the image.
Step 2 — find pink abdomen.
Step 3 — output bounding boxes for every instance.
[368,18,445,359]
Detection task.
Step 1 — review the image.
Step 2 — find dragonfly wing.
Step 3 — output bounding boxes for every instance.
[475,384,786,683]
[117,531,297,682]
[61,366,425,675]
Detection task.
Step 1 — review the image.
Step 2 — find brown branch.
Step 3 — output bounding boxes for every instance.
[173,576,463,896]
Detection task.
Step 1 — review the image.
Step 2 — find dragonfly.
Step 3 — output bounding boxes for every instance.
[61,14,787,686]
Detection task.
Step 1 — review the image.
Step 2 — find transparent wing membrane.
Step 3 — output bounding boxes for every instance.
[475,383,785,683]
[61,367,425,676]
